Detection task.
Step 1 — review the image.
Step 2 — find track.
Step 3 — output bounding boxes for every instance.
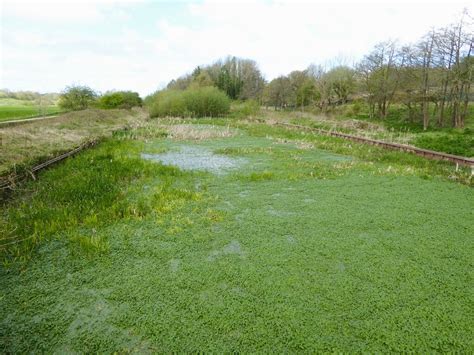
[0,114,59,127]
[274,122,474,169]
[1,121,472,193]
[0,140,99,191]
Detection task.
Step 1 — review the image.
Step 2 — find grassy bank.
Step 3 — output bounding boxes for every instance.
[1,121,473,352]
[0,108,147,177]
[256,108,474,157]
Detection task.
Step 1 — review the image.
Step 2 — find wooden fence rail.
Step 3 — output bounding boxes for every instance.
[0,140,99,191]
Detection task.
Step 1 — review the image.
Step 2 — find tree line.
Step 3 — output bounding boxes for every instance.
[0,89,60,106]
[1,87,143,111]
[165,56,266,101]
[158,12,472,129]
[58,86,142,110]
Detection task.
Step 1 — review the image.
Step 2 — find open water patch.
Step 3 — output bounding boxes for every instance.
[141,145,246,174]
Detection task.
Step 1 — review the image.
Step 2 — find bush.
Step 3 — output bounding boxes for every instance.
[149,90,188,117]
[98,91,143,109]
[184,87,231,117]
[59,85,97,111]
[230,100,260,118]
[349,100,364,116]
[148,87,230,118]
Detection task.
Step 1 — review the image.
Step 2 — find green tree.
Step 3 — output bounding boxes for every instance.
[324,66,356,104]
[263,76,292,109]
[189,71,214,89]
[297,78,319,108]
[98,91,142,109]
[217,64,243,99]
[288,70,318,109]
[59,85,97,111]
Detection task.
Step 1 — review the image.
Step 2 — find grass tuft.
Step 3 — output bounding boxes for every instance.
[69,232,109,255]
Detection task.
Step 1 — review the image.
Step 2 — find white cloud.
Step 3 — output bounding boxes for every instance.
[181,0,473,78]
[1,0,473,96]
[3,2,103,22]
[2,0,147,23]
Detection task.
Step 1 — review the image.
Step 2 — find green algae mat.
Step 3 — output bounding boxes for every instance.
[1,124,473,352]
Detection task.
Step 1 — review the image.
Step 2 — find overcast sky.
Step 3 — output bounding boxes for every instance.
[1,0,472,96]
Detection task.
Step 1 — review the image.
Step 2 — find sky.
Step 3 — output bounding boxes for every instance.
[1,0,472,96]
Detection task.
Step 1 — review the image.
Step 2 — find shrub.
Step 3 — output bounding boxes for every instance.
[349,100,364,116]
[148,87,230,118]
[98,91,142,109]
[184,87,231,117]
[230,100,260,118]
[149,90,188,117]
[59,85,97,111]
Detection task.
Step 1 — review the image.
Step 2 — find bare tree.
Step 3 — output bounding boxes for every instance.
[358,40,401,119]
[307,64,332,112]
[418,31,436,130]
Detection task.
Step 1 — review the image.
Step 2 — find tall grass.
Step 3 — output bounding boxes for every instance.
[0,108,147,176]
[413,130,474,157]
[0,139,198,263]
[229,100,260,118]
[148,87,230,118]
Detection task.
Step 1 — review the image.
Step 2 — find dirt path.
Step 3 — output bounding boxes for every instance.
[0,115,59,127]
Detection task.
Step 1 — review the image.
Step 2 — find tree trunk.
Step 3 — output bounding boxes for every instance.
[460,38,473,128]
[422,33,434,130]
[460,84,470,125]
[438,87,447,127]
[422,102,430,130]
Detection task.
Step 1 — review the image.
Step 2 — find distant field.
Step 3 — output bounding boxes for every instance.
[0,106,62,122]
[0,98,62,122]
